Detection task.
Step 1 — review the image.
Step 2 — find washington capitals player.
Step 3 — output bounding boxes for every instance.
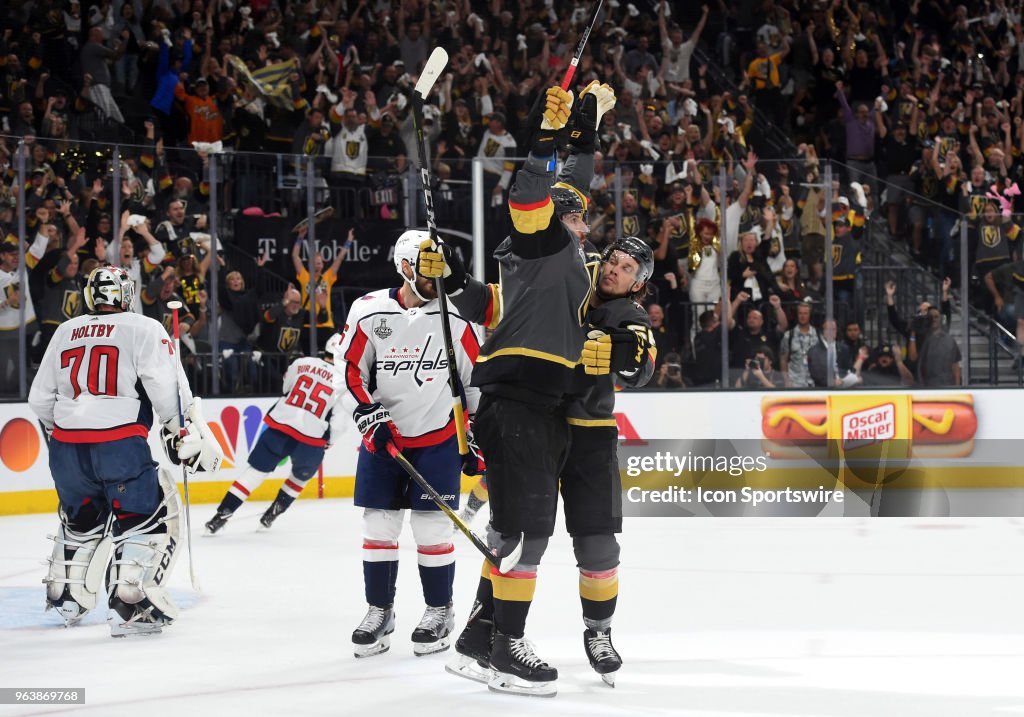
[337,230,483,658]
[28,265,223,637]
[204,335,347,533]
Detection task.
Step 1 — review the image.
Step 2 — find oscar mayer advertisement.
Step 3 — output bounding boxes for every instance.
[760,394,979,459]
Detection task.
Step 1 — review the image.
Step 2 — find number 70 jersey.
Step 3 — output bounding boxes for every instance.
[28,311,194,441]
[265,357,346,447]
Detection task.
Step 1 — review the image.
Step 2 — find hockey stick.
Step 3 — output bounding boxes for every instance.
[560,0,606,90]
[290,206,335,235]
[386,443,523,573]
[167,300,201,592]
[409,46,470,458]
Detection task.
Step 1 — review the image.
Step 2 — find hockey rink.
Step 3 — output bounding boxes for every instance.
[2,500,1024,717]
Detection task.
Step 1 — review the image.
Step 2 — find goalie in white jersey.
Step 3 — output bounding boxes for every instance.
[205,340,346,533]
[28,265,222,637]
[338,229,484,658]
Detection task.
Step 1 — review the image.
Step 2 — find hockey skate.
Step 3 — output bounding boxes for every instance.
[411,603,455,656]
[108,596,170,637]
[259,500,287,529]
[444,604,494,683]
[352,605,395,658]
[204,509,233,535]
[584,628,622,687]
[487,632,558,697]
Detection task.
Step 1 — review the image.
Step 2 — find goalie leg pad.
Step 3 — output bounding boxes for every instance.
[107,468,182,636]
[44,504,112,626]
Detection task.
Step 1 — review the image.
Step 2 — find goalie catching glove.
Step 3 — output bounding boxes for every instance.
[581,327,651,376]
[416,239,468,294]
[161,397,224,473]
[354,401,404,454]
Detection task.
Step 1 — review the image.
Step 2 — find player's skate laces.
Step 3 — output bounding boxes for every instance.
[584,628,622,686]
[510,637,551,670]
[411,604,454,655]
[488,633,557,696]
[352,605,395,658]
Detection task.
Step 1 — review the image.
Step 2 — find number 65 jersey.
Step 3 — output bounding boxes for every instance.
[265,356,346,446]
[29,311,193,441]
[337,287,481,447]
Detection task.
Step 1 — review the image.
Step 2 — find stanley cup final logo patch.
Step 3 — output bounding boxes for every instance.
[373,317,393,340]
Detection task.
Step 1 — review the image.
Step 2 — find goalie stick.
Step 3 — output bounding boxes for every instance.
[168,300,200,591]
[386,443,523,573]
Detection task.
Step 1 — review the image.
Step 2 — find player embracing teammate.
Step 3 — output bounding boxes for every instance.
[419,78,656,695]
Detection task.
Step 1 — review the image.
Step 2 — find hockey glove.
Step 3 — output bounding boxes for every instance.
[354,402,404,454]
[581,327,650,376]
[177,398,225,473]
[541,86,574,131]
[161,421,183,466]
[534,86,574,155]
[579,81,616,127]
[461,430,486,477]
[416,239,468,293]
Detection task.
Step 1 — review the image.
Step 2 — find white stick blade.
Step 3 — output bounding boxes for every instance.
[414,47,449,98]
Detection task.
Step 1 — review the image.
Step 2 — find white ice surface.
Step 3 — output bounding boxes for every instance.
[2,501,1024,717]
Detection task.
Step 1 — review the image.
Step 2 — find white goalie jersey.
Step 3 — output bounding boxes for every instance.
[28,311,193,441]
[337,287,481,447]
[265,356,346,447]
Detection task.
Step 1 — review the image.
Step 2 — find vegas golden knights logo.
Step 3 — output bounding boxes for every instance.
[62,290,82,320]
[346,141,361,159]
[832,244,843,267]
[622,215,639,236]
[278,326,300,352]
[484,138,500,157]
[970,195,986,218]
[3,282,18,307]
[669,213,687,239]
[982,225,1001,248]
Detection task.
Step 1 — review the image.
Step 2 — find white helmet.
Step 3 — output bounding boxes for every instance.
[324,332,343,362]
[84,265,135,313]
[394,229,432,302]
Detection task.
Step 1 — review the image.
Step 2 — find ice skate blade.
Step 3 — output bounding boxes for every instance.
[108,616,165,637]
[413,635,451,656]
[353,634,391,658]
[445,655,492,683]
[487,672,557,697]
[600,671,617,687]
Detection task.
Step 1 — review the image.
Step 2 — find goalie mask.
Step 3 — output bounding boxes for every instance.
[84,265,135,313]
[394,229,434,302]
[597,236,654,299]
